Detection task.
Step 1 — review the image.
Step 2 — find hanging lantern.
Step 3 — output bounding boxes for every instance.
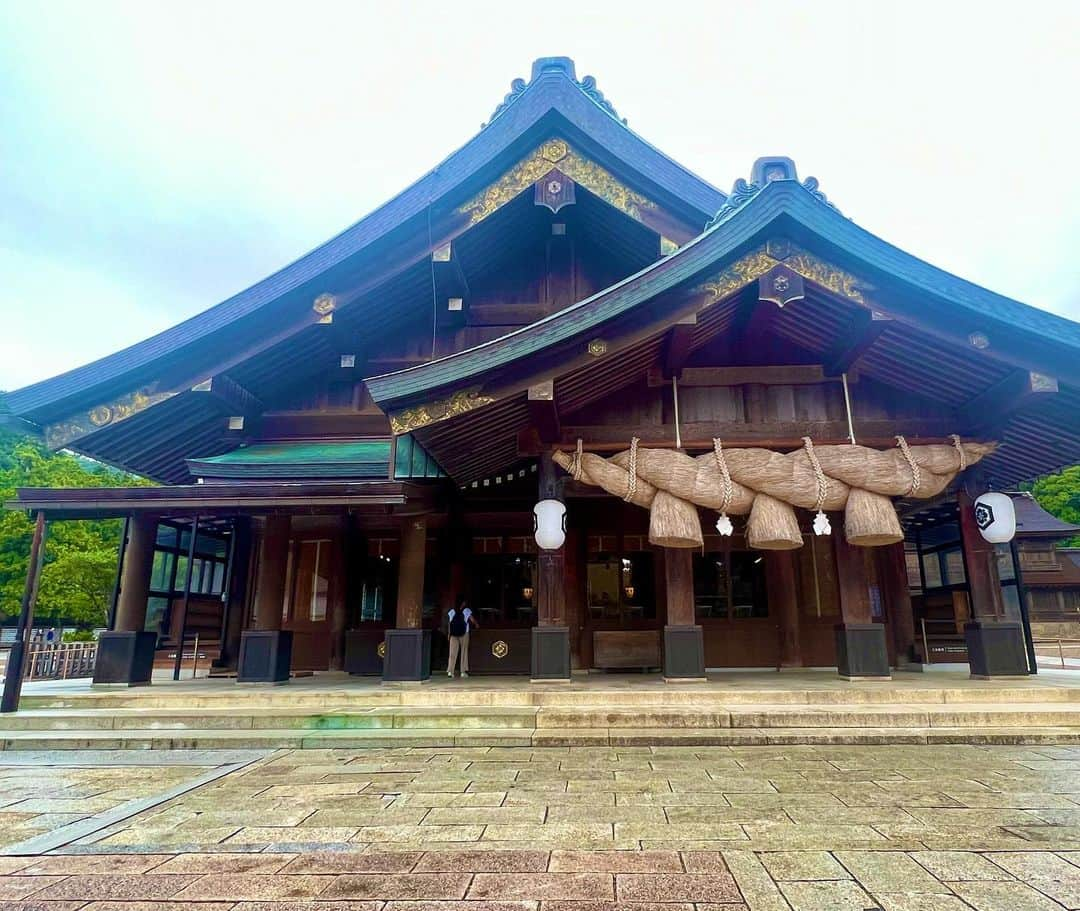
[533,499,567,550]
[974,492,1016,543]
[715,514,734,536]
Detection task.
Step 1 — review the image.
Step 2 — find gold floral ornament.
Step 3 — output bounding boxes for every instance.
[376,641,386,658]
[458,139,656,226]
[390,388,496,434]
[697,242,873,306]
[492,640,509,659]
[45,387,176,450]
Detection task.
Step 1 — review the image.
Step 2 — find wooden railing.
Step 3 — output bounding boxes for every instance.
[22,642,98,680]
[1033,638,1080,669]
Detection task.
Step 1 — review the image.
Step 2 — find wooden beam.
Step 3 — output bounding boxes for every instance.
[730,298,780,362]
[648,365,855,387]
[962,369,1059,435]
[661,314,697,379]
[822,309,893,376]
[527,380,560,444]
[191,375,263,416]
[0,511,46,713]
[556,418,958,450]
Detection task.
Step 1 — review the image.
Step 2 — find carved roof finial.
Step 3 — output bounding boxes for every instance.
[484,57,626,128]
[706,156,840,228]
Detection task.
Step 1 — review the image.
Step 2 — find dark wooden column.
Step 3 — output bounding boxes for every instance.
[238,515,292,683]
[832,533,890,679]
[328,531,348,671]
[767,551,802,668]
[532,452,571,680]
[383,516,431,682]
[662,547,705,680]
[1,512,47,711]
[251,515,290,631]
[878,542,916,666]
[94,513,159,686]
[396,517,427,629]
[113,514,157,632]
[957,489,1028,676]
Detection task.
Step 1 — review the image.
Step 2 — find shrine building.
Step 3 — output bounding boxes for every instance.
[5,57,1080,690]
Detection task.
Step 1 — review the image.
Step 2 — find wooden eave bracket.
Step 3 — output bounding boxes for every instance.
[527,379,560,443]
[822,309,894,376]
[962,369,1059,435]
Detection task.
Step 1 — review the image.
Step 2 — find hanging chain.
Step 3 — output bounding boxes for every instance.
[623,437,640,502]
[802,436,828,512]
[896,435,921,495]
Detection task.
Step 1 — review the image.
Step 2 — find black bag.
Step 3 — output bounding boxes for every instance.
[449,610,467,637]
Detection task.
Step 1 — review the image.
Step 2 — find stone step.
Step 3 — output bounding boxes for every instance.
[21,682,1080,711]
[1,725,1077,750]
[7,701,1080,735]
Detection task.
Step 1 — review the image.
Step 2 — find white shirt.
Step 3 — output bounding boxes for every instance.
[447,607,472,627]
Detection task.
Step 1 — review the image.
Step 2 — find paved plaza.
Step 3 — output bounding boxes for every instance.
[1,743,1079,909]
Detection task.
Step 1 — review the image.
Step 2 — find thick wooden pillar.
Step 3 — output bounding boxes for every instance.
[532,452,571,680]
[832,533,890,678]
[238,515,292,684]
[95,513,158,686]
[662,547,705,680]
[252,515,290,631]
[664,547,695,626]
[878,542,916,665]
[767,551,801,668]
[328,533,348,671]
[957,489,1028,676]
[395,517,427,630]
[383,516,431,682]
[957,489,1005,620]
[114,514,158,632]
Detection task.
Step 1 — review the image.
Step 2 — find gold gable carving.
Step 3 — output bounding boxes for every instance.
[390,388,496,435]
[698,242,873,306]
[45,387,177,450]
[458,139,656,226]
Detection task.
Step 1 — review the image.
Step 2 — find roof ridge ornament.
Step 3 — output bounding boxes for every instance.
[705,157,840,228]
[483,58,626,128]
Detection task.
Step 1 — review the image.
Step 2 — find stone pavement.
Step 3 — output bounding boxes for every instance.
[1,744,1080,908]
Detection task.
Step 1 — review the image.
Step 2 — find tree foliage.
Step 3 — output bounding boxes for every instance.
[0,428,149,628]
[1027,465,1080,547]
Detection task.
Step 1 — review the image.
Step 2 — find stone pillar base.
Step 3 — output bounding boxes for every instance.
[531,626,571,681]
[382,629,431,683]
[835,623,891,679]
[93,631,157,686]
[663,625,705,680]
[965,620,1029,677]
[237,630,293,683]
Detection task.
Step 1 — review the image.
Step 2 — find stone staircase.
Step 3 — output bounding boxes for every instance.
[6,681,1080,749]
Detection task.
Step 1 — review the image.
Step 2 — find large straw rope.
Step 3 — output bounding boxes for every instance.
[553,438,995,550]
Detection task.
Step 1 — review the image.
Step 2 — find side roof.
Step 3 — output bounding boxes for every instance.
[4,57,725,422]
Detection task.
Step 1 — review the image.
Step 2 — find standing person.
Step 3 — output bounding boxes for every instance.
[446,599,478,678]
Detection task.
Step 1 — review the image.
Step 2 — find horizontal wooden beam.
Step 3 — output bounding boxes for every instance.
[648,365,856,387]
[549,419,960,452]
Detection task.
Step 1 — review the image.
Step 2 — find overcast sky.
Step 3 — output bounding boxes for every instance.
[1,1,1078,391]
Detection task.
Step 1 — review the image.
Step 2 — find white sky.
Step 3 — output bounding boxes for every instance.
[1,0,1078,390]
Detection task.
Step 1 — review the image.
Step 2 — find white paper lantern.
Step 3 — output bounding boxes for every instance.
[973,492,1016,543]
[533,499,567,550]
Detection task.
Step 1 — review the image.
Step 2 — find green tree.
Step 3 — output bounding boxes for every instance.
[0,428,149,627]
[1028,465,1080,547]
